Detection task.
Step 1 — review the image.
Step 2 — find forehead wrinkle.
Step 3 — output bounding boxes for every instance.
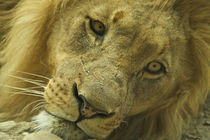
[147,37,169,59]
[157,45,168,56]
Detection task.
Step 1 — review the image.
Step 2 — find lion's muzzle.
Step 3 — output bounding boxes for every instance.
[43,74,125,138]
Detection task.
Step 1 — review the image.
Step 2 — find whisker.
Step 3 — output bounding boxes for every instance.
[9,85,44,90]
[9,91,44,97]
[31,103,45,113]
[16,71,50,80]
[8,86,44,97]
[20,99,45,115]
[31,105,45,113]
[23,79,45,83]
[33,102,45,109]
[24,86,44,90]
[8,80,45,86]
[3,84,43,90]
[8,75,46,88]
[2,84,44,95]
[13,78,46,83]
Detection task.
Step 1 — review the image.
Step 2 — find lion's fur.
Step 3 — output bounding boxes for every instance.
[0,0,209,140]
[0,0,75,120]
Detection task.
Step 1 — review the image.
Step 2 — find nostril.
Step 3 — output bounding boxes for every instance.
[72,83,79,97]
[78,95,113,119]
[72,83,114,121]
[72,83,83,108]
[79,95,100,118]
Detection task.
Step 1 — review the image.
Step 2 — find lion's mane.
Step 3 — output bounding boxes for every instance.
[0,0,209,140]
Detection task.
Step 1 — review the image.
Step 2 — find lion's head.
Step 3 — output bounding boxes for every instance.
[0,0,209,140]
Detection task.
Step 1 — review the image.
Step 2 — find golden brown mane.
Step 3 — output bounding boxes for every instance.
[0,0,209,140]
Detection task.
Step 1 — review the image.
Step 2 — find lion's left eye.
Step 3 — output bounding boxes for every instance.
[144,61,166,74]
[89,19,105,36]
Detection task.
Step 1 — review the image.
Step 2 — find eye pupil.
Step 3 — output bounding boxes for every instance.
[90,19,105,36]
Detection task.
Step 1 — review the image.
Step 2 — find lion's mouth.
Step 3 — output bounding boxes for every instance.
[36,82,116,140]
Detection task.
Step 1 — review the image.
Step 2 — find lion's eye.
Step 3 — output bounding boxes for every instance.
[144,61,166,74]
[90,19,105,36]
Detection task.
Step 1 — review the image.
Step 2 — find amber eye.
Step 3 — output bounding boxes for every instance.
[90,19,105,36]
[144,61,166,74]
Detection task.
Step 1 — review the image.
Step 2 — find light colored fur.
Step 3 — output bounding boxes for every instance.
[0,0,209,140]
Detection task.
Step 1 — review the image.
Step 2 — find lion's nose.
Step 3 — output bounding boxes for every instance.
[72,83,112,120]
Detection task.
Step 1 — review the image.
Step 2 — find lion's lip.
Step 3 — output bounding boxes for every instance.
[44,107,113,123]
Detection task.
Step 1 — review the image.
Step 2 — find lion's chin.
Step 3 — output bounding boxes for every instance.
[33,111,89,140]
[33,111,114,140]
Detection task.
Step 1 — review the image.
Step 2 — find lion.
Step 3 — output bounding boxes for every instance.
[0,0,209,140]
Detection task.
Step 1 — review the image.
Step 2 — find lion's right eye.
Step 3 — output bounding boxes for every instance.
[89,19,105,36]
[144,61,166,75]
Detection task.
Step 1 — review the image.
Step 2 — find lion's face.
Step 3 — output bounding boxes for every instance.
[33,0,189,139]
